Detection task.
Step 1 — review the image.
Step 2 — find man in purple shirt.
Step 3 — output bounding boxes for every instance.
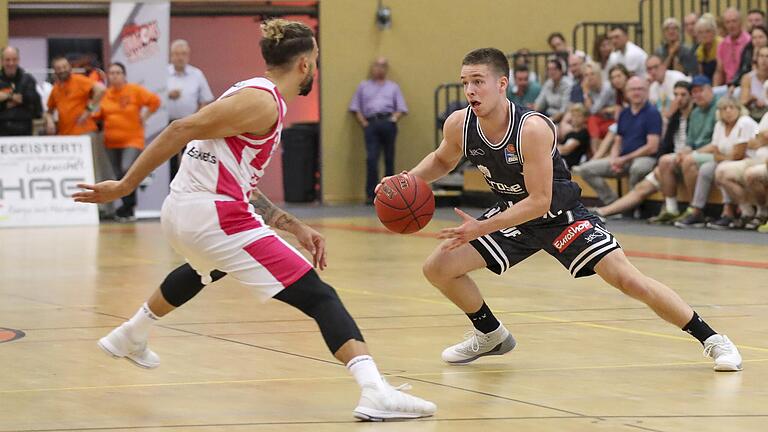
[715,8,751,86]
[349,57,408,204]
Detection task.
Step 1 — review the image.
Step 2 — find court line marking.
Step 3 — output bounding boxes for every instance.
[334,287,768,353]
[311,222,768,269]
[3,357,766,395]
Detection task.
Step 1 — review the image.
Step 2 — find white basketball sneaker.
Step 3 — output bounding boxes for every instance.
[353,381,437,421]
[97,323,160,369]
[703,334,742,371]
[442,325,516,364]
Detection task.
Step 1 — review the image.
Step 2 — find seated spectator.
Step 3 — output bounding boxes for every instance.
[593,81,694,220]
[547,32,588,64]
[568,53,586,103]
[534,57,572,123]
[573,76,661,205]
[739,45,768,121]
[608,63,630,111]
[607,24,648,78]
[747,9,766,32]
[558,104,590,168]
[0,46,41,136]
[695,14,723,81]
[650,76,718,223]
[581,61,616,152]
[731,25,768,88]
[713,111,768,229]
[646,55,690,118]
[592,33,613,81]
[506,64,540,109]
[674,96,757,228]
[654,17,698,76]
[94,62,161,221]
[511,48,539,84]
[714,8,751,87]
[684,12,700,50]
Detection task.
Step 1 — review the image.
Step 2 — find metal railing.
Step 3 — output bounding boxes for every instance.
[572,21,643,61]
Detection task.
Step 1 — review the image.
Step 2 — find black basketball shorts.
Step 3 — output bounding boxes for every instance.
[469,203,622,278]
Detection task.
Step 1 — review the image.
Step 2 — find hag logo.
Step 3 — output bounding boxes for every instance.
[552,220,593,252]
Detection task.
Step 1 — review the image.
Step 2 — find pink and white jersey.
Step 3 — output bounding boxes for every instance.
[170,77,287,201]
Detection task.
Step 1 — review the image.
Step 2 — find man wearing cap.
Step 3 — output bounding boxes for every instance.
[653,75,718,222]
[349,57,408,204]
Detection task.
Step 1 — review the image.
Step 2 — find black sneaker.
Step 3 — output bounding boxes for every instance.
[706,216,734,230]
[674,212,707,228]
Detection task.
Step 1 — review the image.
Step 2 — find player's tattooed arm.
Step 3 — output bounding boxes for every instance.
[250,189,299,232]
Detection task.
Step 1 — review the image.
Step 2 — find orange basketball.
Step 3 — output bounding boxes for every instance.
[375,173,435,234]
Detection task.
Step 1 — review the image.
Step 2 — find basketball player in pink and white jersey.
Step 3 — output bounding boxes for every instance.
[73,19,435,421]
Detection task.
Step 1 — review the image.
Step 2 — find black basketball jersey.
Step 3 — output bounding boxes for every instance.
[462,100,582,223]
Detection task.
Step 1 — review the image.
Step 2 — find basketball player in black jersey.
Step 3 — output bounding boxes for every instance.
[385,48,741,371]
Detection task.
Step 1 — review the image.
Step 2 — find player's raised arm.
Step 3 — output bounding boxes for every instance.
[73,88,277,204]
[408,108,466,183]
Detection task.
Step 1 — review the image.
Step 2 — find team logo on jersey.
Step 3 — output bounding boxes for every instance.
[585,230,606,243]
[186,147,218,164]
[477,164,492,178]
[468,148,486,156]
[552,220,593,252]
[504,144,519,164]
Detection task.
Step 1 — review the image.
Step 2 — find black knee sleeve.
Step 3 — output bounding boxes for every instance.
[273,270,364,353]
[160,263,227,307]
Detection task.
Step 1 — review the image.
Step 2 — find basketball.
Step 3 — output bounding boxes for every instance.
[375,173,435,234]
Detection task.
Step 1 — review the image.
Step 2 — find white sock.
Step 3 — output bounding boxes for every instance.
[739,204,755,218]
[126,303,158,341]
[665,198,679,214]
[346,355,385,389]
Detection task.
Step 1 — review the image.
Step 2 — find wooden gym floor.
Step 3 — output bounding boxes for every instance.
[1,206,767,432]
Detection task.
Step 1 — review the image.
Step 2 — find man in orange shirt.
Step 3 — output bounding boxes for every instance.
[96,62,161,221]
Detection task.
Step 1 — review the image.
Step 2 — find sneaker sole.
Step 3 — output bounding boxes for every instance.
[714,362,743,372]
[444,334,517,365]
[97,338,158,369]
[353,407,433,421]
[674,222,706,229]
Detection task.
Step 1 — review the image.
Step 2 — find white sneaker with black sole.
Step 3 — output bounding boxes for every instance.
[703,334,742,372]
[441,325,516,364]
[97,323,160,369]
[353,381,437,421]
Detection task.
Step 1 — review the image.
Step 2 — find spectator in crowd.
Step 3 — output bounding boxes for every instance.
[558,103,591,168]
[573,76,661,205]
[511,48,539,84]
[45,56,105,136]
[349,56,408,204]
[739,44,768,121]
[646,54,690,118]
[607,24,648,78]
[581,61,616,152]
[731,25,768,90]
[593,81,694,221]
[534,57,572,123]
[0,46,41,136]
[674,95,756,228]
[654,17,698,76]
[547,32,587,63]
[568,53,586,103]
[74,53,106,84]
[695,14,722,82]
[684,12,700,49]
[608,63,630,109]
[713,111,768,229]
[714,8,751,86]
[651,76,719,223]
[94,62,160,221]
[506,64,540,108]
[167,39,214,181]
[592,33,613,80]
[747,9,766,31]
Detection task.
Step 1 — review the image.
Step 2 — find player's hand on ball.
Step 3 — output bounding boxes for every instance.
[73,180,130,204]
[294,224,328,270]
[374,170,409,195]
[438,208,483,251]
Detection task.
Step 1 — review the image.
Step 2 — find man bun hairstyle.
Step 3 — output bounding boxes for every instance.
[260,19,315,68]
[462,48,510,79]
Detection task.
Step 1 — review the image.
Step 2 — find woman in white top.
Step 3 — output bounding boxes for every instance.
[739,45,768,121]
[675,96,758,228]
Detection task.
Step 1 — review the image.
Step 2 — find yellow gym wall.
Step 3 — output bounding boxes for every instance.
[319,0,638,203]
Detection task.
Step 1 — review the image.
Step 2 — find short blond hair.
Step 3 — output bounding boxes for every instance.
[569,103,587,116]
